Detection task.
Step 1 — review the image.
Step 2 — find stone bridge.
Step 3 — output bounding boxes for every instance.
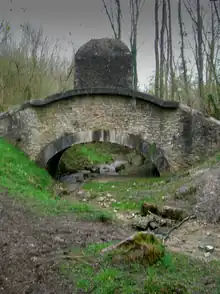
[0,38,220,176]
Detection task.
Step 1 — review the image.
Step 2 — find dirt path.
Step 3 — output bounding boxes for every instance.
[0,192,131,294]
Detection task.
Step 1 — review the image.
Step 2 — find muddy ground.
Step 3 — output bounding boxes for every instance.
[0,191,131,294]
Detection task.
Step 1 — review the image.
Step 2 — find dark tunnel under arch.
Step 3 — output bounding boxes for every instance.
[36,129,170,177]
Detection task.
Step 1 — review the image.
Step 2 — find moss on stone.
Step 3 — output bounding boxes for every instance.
[109,232,165,266]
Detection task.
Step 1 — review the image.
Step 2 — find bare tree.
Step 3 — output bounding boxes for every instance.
[184,0,205,110]
[207,1,216,90]
[102,0,146,91]
[210,0,220,24]
[0,21,11,48]
[164,15,169,100]
[203,1,220,116]
[154,0,160,97]
[101,0,122,39]
[167,0,175,98]
[129,0,146,90]
[178,0,189,104]
[159,0,167,98]
[196,0,205,107]
[115,0,122,39]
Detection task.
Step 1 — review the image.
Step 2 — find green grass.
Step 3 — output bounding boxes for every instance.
[83,177,164,192]
[82,177,172,211]
[59,142,117,173]
[60,241,220,294]
[80,144,113,164]
[80,150,220,211]
[0,138,113,221]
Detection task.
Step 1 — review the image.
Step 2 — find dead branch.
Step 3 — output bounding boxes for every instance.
[101,0,121,39]
[163,215,196,244]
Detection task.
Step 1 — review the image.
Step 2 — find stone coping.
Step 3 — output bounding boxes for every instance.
[0,87,179,118]
[29,87,179,108]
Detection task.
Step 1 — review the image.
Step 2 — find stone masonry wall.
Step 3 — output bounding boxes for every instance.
[1,94,220,172]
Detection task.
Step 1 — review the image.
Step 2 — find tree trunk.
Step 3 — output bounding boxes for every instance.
[196,0,205,110]
[167,0,175,99]
[129,0,146,91]
[208,2,215,93]
[159,0,167,98]
[178,0,189,104]
[115,0,122,40]
[165,18,169,100]
[154,0,160,97]
[101,0,122,40]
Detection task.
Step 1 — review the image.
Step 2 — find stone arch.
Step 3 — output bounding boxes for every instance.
[36,129,170,177]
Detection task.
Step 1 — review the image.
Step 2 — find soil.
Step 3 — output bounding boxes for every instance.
[0,191,131,294]
[165,219,220,260]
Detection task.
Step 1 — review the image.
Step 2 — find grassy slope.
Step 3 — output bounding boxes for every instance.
[0,138,112,221]
[83,177,167,211]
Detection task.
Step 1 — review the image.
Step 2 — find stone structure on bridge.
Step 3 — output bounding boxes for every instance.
[1,38,220,176]
[74,38,133,89]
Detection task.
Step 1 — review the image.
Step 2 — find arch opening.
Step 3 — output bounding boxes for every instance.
[36,130,170,178]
